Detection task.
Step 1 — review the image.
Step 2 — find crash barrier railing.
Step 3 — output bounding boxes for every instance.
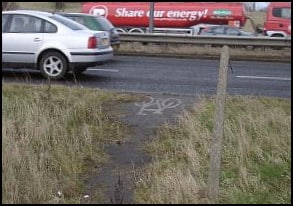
[119,33,291,48]
[145,28,194,36]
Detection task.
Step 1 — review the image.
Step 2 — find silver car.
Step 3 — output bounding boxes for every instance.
[2,10,113,80]
[58,13,121,50]
[198,25,253,36]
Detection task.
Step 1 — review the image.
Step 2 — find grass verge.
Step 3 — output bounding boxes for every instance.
[2,82,138,204]
[15,2,82,12]
[118,43,291,62]
[133,95,291,204]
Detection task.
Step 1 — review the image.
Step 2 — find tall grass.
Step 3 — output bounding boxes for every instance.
[134,95,291,204]
[119,42,291,61]
[243,11,266,32]
[16,2,82,12]
[2,83,136,204]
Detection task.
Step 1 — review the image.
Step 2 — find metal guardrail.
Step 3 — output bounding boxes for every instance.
[145,28,194,36]
[119,33,291,48]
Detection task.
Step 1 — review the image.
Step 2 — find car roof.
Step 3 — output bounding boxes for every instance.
[205,25,239,29]
[59,12,106,18]
[2,10,64,23]
[3,10,54,17]
[208,25,229,28]
[3,9,91,31]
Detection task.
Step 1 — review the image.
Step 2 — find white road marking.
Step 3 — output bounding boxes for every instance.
[236,76,291,81]
[87,68,119,72]
[135,96,182,115]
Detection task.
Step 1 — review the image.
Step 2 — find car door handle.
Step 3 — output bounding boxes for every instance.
[33,38,41,42]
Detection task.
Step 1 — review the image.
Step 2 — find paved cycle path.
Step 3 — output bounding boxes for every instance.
[82,93,200,203]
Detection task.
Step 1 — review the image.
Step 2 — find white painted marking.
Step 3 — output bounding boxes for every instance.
[135,96,182,115]
[236,76,291,81]
[87,68,119,72]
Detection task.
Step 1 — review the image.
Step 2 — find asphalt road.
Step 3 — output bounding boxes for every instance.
[2,55,291,98]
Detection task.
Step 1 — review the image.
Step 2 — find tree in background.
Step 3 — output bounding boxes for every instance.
[55,2,66,11]
[2,2,18,10]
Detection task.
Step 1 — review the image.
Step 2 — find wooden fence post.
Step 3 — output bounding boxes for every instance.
[208,45,229,202]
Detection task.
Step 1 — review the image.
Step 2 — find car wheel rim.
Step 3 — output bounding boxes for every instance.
[43,56,63,77]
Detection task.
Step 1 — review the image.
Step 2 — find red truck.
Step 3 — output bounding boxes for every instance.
[81,2,248,35]
[82,2,291,37]
[263,2,291,37]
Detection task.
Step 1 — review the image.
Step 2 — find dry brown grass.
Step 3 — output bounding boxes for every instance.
[118,42,291,61]
[243,11,266,32]
[2,83,137,204]
[134,95,291,204]
[16,2,82,12]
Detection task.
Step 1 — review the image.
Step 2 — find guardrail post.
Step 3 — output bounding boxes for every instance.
[207,45,229,203]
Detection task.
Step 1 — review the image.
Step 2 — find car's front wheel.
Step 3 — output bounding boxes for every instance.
[39,51,68,80]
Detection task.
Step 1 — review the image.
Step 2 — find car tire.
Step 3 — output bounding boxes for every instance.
[39,51,68,80]
[270,34,285,50]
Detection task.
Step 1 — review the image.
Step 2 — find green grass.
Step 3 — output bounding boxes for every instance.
[133,95,291,204]
[2,82,139,204]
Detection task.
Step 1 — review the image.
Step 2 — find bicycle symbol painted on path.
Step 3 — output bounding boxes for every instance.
[135,96,182,115]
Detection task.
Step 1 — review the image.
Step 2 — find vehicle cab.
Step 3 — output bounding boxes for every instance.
[263,2,291,37]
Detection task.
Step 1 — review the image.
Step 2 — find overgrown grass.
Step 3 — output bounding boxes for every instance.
[244,11,266,32]
[133,95,291,204]
[119,42,291,61]
[16,2,82,12]
[2,83,138,204]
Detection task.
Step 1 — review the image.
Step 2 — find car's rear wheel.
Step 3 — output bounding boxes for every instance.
[39,51,68,80]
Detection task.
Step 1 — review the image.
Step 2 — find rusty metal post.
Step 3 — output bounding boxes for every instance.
[208,45,229,202]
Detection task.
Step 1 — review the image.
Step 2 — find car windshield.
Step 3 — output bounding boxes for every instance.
[49,15,85,30]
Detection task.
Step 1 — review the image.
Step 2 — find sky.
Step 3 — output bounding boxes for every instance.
[255,2,270,10]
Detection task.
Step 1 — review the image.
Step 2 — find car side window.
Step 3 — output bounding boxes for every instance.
[8,15,25,33]
[24,16,42,33]
[212,27,225,34]
[2,14,9,31]
[273,8,291,19]
[50,15,84,30]
[7,14,42,33]
[44,21,57,33]
[226,28,240,35]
